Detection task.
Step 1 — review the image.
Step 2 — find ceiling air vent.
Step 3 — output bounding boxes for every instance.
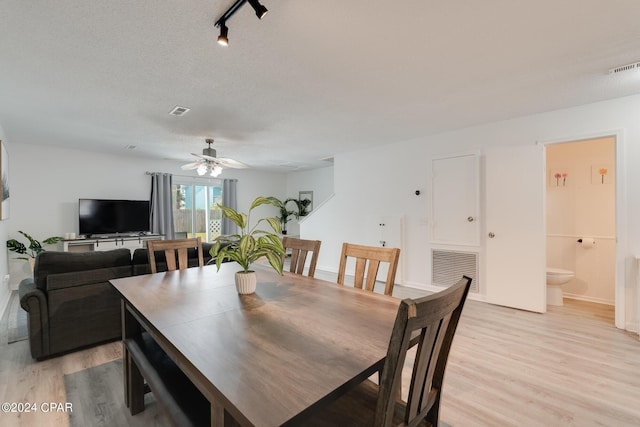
[169,106,191,116]
[608,61,640,75]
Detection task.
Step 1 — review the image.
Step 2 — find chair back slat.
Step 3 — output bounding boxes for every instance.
[337,243,400,296]
[282,237,321,278]
[365,259,381,291]
[375,276,472,427]
[291,251,307,274]
[147,238,203,273]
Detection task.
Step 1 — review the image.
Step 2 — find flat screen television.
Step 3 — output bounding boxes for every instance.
[79,199,151,236]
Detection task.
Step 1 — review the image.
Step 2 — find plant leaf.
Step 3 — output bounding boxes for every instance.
[6,239,27,254]
[42,236,63,245]
[250,196,278,210]
[264,217,282,234]
[218,204,245,229]
[264,252,284,275]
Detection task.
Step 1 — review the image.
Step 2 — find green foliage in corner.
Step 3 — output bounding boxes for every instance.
[6,231,63,260]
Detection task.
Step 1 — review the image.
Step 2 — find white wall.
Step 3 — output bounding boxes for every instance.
[6,142,286,288]
[284,166,334,236]
[546,137,616,304]
[302,94,640,331]
[0,124,10,316]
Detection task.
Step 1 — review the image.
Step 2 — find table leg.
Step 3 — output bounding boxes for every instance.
[121,300,130,409]
[128,351,145,415]
[211,398,225,427]
[122,300,145,415]
[123,345,130,408]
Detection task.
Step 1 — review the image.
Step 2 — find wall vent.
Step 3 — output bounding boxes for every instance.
[608,61,640,75]
[432,249,479,293]
[169,105,191,116]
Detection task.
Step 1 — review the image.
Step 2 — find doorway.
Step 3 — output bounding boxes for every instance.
[545,136,617,322]
[172,180,223,242]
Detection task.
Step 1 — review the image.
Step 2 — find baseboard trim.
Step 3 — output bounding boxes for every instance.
[401,281,486,302]
[563,293,614,306]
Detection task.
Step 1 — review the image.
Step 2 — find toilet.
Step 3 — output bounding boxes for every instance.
[546,267,574,306]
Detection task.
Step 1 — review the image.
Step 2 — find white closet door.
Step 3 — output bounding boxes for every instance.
[431,154,480,245]
[485,145,546,313]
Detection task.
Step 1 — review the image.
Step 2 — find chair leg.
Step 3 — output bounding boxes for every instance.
[425,397,440,426]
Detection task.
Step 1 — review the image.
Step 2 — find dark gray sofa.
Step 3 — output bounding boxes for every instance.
[19,244,215,360]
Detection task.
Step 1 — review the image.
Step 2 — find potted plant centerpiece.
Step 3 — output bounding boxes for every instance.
[6,231,63,272]
[210,196,286,294]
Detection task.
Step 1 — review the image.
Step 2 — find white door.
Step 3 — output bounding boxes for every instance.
[485,145,546,312]
[431,154,480,245]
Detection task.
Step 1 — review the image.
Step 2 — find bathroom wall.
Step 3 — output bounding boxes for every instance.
[546,137,616,305]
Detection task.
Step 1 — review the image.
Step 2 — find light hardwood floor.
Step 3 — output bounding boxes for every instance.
[2,283,639,426]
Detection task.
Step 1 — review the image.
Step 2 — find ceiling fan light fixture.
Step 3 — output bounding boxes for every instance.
[247,0,268,19]
[181,138,247,176]
[211,165,223,177]
[217,22,229,46]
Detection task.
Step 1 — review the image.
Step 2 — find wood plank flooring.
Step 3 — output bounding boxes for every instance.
[1,279,638,426]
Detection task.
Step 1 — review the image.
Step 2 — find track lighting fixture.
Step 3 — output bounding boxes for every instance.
[214,0,268,47]
[247,0,268,19]
[217,21,229,46]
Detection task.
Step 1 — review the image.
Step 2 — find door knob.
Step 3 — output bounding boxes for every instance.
[488,232,495,238]
[467,216,474,222]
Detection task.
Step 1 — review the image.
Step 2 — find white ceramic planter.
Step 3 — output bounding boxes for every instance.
[235,271,257,294]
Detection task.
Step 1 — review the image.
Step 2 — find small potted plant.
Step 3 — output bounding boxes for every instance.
[6,231,63,271]
[266,197,297,235]
[210,196,285,294]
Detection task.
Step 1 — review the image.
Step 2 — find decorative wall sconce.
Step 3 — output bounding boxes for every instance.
[599,168,607,184]
[554,172,568,186]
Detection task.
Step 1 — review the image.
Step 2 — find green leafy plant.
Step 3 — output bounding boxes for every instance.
[6,231,63,260]
[210,196,286,274]
[267,196,312,232]
[292,198,311,217]
[266,197,298,234]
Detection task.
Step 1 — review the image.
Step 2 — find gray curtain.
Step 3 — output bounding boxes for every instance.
[221,178,238,235]
[150,173,175,239]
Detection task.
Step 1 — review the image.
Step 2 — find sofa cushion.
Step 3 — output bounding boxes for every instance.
[34,249,132,292]
[46,265,133,291]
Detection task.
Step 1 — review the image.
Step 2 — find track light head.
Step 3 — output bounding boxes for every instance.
[247,0,268,19]
[214,0,268,47]
[217,22,229,46]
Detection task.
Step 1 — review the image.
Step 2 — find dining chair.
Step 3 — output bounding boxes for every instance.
[337,243,400,296]
[304,275,472,427]
[146,237,204,273]
[282,237,322,277]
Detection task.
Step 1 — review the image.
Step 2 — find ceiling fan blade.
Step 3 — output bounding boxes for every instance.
[181,161,202,170]
[217,157,248,168]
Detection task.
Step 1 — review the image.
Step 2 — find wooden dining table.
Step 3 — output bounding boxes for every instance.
[110,263,400,426]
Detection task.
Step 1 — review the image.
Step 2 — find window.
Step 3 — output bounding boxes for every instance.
[172,179,223,242]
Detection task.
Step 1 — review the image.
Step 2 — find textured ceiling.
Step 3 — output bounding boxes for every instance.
[1,0,640,171]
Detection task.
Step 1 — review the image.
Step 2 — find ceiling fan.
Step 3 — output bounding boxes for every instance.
[181,138,248,177]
